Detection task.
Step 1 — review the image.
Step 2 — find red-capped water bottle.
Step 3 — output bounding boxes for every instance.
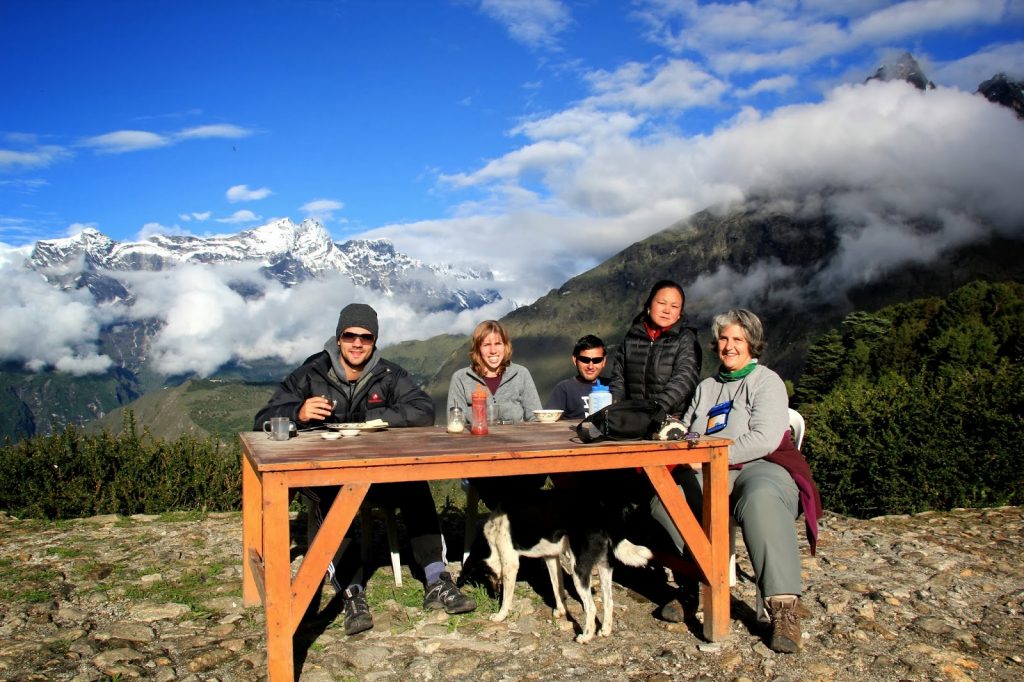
[471,384,489,435]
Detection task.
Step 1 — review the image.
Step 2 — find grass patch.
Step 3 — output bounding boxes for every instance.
[46,546,83,558]
[0,557,60,603]
[156,510,208,523]
[365,576,423,610]
[120,563,228,618]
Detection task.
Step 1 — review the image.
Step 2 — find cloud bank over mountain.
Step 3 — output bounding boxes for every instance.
[0,238,510,377]
[375,77,1024,303]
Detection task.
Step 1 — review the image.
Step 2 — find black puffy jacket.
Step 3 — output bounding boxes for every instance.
[253,350,434,430]
[609,314,702,416]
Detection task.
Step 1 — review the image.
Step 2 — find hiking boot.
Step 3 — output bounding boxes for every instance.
[766,595,802,653]
[423,572,477,614]
[342,585,373,636]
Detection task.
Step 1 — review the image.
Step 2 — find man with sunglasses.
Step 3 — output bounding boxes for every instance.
[254,303,476,636]
[545,334,608,420]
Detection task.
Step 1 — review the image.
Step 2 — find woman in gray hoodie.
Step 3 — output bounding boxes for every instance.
[447,320,543,507]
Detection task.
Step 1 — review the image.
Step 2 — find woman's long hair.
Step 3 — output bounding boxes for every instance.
[469,319,512,377]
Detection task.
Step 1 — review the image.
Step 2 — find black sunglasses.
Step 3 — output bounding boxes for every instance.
[575,356,606,365]
[340,332,375,343]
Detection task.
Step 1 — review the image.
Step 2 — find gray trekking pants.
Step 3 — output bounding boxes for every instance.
[649,458,802,597]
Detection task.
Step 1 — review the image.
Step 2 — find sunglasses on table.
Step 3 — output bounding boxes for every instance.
[340,332,375,343]
[575,355,606,365]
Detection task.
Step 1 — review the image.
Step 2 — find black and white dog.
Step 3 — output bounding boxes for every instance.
[480,491,652,643]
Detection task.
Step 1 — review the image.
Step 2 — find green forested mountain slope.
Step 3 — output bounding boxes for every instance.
[795,280,1024,517]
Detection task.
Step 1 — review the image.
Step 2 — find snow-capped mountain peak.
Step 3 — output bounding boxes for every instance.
[26,219,500,312]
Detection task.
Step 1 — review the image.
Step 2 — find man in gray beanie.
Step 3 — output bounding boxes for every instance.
[255,303,475,635]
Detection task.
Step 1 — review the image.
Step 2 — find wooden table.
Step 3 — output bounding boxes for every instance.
[240,423,731,682]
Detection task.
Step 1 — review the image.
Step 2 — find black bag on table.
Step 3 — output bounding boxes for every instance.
[575,399,667,443]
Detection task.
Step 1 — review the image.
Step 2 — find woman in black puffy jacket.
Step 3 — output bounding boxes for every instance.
[609,279,702,416]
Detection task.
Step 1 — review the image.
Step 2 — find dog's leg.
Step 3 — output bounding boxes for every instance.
[485,513,520,623]
[491,552,519,622]
[544,556,567,619]
[598,561,614,637]
[570,568,597,643]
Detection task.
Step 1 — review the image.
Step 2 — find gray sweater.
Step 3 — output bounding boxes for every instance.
[681,363,789,465]
[447,363,542,423]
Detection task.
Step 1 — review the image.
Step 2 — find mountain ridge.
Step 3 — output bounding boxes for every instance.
[26,218,501,311]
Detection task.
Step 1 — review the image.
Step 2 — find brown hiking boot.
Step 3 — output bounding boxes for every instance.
[766,595,802,653]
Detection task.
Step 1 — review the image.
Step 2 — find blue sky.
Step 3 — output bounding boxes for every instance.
[3,1,1022,246]
[2,1,1024,375]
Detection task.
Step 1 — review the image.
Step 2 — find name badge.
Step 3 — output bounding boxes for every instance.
[706,400,733,434]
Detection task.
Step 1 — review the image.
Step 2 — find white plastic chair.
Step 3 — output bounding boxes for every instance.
[306,500,404,587]
[360,506,404,586]
[728,408,806,620]
[462,480,480,567]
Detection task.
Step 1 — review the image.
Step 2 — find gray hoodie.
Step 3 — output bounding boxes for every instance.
[447,363,542,424]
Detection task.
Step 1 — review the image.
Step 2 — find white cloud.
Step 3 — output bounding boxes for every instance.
[79,123,255,154]
[477,0,572,49]
[115,263,512,375]
[226,184,273,202]
[0,144,71,169]
[137,222,195,239]
[175,124,253,140]
[584,59,727,110]
[735,75,798,98]
[0,259,114,375]
[850,0,1006,44]
[512,108,644,142]
[178,211,212,222]
[300,198,345,222]
[440,140,585,187]
[634,0,1014,75]
[930,40,1024,89]
[64,222,99,237]
[216,210,261,224]
[0,178,48,191]
[1,244,516,376]
[80,130,171,153]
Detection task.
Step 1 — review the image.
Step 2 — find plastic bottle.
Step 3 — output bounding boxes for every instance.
[471,384,489,435]
[588,381,613,415]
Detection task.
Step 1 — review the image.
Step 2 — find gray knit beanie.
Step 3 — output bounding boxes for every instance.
[336,303,379,340]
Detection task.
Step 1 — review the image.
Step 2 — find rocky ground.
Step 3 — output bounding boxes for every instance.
[0,505,1021,681]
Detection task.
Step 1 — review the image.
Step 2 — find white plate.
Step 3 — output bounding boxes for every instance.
[326,420,388,432]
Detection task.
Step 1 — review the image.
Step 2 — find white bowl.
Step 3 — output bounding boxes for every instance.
[321,432,341,440]
[532,409,564,423]
[337,429,361,438]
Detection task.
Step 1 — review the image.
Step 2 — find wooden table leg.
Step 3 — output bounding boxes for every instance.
[263,474,295,682]
[701,445,731,642]
[241,451,263,606]
[289,483,369,634]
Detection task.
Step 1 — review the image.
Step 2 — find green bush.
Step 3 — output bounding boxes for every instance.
[0,413,241,519]
[795,281,1024,517]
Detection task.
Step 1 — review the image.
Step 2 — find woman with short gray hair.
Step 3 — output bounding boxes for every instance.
[651,309,821,654]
